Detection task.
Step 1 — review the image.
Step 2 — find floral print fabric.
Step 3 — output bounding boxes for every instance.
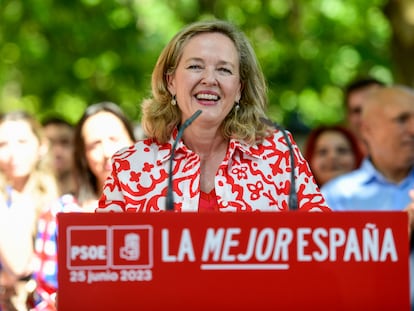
[97,129,329,213]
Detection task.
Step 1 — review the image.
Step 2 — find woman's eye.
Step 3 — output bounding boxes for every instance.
[219,67,232,74]
[337,147,352,155]
[187,64,202,70]
[315,149,327,157]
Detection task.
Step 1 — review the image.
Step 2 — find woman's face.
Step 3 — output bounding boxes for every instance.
[167,32,242,128]
[0,120,41,181]
[82,111,133,185]
[310,130,356,186]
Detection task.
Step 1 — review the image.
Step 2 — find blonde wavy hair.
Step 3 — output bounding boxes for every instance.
[141,19,271,145]
[0,111,58,223]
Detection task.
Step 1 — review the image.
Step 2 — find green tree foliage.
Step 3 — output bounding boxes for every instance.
[0,0,392,131]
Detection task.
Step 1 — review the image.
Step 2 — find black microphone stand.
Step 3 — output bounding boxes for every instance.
[166,110,202,211]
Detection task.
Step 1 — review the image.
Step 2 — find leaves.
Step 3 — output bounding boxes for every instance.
[0,0,394,131]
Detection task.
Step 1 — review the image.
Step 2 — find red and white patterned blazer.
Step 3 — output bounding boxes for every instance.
[97,128,329,213]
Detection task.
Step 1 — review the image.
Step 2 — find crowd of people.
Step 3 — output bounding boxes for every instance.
[0,103,136,310]
[304,81,414,310]
[0,18,413,310]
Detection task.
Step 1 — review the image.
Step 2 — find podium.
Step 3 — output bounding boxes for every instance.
[57,211,410,311]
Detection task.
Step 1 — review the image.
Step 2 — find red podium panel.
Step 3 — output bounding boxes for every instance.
[57,211,410,311]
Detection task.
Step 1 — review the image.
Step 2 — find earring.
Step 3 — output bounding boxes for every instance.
[234,101,240,112]
[234,102,240,111]
[171,95,177,106]
[234,101,240,118]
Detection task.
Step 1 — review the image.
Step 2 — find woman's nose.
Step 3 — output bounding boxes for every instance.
[201,68,218,85]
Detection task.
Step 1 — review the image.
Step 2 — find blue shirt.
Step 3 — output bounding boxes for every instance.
[321,158,414,211]
[321,157,414,310]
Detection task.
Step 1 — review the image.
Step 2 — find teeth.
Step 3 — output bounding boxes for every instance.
[196,93,218,100]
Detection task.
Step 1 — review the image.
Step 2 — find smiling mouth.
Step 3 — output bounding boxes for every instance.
[195,93,220,101]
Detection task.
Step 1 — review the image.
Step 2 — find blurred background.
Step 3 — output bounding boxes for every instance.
[1,0,413,134]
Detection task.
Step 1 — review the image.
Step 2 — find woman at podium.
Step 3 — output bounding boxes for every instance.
[97,20,329,214]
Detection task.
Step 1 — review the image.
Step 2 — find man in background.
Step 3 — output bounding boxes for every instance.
[344,77,385,155]
[322,85,414,309]
[42,116,76,196]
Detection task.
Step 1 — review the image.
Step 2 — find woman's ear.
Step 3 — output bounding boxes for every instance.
[166,73,176,95]
[236,82,243,103]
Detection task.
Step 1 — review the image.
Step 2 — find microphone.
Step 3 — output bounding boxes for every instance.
[259,117,298,211]
[166,110,203,211]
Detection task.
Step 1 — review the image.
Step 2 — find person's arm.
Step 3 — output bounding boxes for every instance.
[404,189,414,238]
[0,199,35,277]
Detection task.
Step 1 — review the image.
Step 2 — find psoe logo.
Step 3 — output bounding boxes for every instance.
[120,233,140,260]
[111,225,153,269]
[66,225,153,270]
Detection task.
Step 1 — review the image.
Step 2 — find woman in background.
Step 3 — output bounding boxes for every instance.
[0,111,58,311]
[32,102,135,310]
[72,102,136,211]
[303,125,363,187]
